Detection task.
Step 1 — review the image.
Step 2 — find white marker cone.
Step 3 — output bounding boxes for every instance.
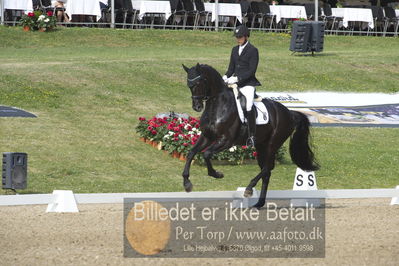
[46,190,79,213]
[390,185,399,205]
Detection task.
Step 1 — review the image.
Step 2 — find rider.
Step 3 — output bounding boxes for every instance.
[223,25,261,147]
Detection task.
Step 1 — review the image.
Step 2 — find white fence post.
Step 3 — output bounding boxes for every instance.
[215,0,219,31]
[111,0,115,28]
[0,0,4,26]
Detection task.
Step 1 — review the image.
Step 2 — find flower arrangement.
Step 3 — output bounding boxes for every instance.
[136,114,286,165]
[20,11,56,31]
[20,11,37,30]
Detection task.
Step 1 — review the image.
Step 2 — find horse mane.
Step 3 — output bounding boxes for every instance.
[199,64,222,78]
[199,64,227,93]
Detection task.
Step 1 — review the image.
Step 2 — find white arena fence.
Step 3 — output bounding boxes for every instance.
[1,188,399,206]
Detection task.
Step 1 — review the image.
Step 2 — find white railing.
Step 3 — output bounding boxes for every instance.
[1,188,398,206]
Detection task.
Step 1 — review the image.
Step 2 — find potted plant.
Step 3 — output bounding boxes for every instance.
[36,11,57,32]
[20,12,37,31]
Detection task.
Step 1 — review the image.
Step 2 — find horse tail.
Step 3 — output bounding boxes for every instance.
[289,111,320,171]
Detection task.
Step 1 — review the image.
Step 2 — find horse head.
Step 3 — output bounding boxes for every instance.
[182,63,209,112]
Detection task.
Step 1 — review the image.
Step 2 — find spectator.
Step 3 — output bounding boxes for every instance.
[52,0,70,22]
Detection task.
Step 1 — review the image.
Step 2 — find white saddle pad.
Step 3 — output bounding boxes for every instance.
[235,99,269,125]
[229,84,269,125]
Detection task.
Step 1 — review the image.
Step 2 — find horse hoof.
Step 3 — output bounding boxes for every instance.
[209,171,224,179]
[252,200,265,209]
[244,189,253,198]
[184,182,193,193]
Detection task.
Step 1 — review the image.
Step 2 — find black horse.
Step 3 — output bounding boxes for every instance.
[182,63,319,208]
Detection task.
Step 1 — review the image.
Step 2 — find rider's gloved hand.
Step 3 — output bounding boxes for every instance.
[222,75,228,83]
[227,76,238,85]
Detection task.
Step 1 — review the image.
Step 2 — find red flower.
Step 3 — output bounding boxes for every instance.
[183,143,188,146]
[138,117,146,121]
[28,12,34,17]
[151,130,157,135]
[253,151,258,157]
[191,136,199,145]
[147,126,153,131]
[242,145,247,149]
[47,11,53,16]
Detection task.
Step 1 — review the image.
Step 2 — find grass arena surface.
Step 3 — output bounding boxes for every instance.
[0,27,398,194]
[0,199,398,265]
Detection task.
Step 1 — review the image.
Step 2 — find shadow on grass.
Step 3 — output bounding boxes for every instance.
[291,53,337,57]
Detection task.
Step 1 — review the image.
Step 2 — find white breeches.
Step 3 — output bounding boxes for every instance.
[239,86,255,111]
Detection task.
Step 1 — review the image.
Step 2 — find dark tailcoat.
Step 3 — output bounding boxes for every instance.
[225,42,261,88]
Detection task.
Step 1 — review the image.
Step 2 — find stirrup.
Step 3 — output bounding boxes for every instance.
[246,136,256,147]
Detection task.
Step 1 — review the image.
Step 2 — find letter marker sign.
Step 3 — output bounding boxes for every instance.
[291,168,320,207]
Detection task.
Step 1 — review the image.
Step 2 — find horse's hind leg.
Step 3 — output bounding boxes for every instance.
[243,143,268,197]
[253,166,273,208]
[245,154,276,208]
[244,143,278,208]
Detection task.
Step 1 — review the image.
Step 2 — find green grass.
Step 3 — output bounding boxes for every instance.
[0,26,398,194]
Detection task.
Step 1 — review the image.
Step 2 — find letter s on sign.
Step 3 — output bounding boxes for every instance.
[308,174,315,187]
[296,174,303,186]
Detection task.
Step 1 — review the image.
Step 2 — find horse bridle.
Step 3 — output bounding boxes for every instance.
[187,74,211,102]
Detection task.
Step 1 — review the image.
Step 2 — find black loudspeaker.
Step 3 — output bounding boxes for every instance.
[2,153,28,190]
[309,21,325,52]
[290,21,324,53]
[290,22,312,53]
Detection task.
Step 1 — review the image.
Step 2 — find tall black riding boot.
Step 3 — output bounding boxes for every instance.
[245,109,256,147]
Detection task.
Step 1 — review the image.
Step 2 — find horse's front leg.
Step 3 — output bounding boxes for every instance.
[182,135,211,192]
[203,137,233,179]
